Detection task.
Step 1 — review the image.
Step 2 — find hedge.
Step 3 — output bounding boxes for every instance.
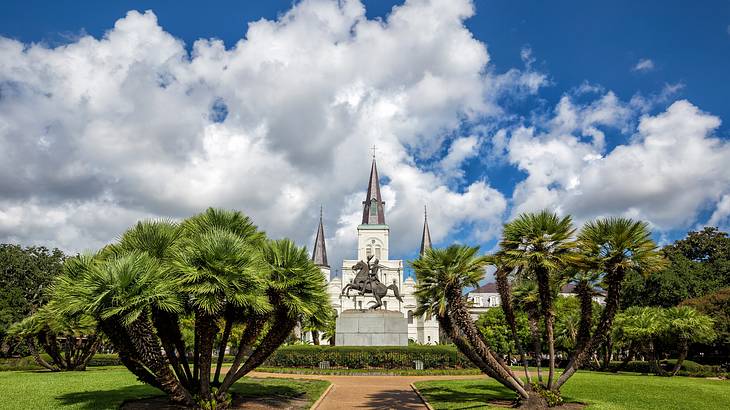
[263,345,475,369]
[602,360,728,377]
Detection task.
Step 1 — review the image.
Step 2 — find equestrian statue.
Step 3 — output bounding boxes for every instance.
[341,255,403,309]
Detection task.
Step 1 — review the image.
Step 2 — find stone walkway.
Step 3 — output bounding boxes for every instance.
[249,371,487,410]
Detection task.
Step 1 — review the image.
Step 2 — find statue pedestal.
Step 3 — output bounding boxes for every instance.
[335,309,408,346]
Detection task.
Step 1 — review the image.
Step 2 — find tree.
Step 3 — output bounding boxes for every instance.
[7,301,100,371]
[413,245,532,404]
[499,210,576,390]
[51,208,331,409]
[0,245,65,356]
[680,287,730,362]
[612,306,715,376]
[413,212,663,408]
[475,307,530,359]
[556,217,665,388]
[622,227,730,308]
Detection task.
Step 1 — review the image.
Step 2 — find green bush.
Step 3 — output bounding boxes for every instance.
[263,345,474,369]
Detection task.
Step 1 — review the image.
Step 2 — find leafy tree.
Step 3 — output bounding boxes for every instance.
[475,307,530,358]
[0,245,65,356]
[622,227,730,307]
[7,301,99,371]
[612,306,715,376]
[50,208,330,409]
[680,287,730,362]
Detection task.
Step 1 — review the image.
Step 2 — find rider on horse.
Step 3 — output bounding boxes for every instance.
[360,257,381,296]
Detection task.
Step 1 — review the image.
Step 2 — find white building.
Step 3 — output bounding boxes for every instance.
[309,158,439,345]
[466,283,604,320]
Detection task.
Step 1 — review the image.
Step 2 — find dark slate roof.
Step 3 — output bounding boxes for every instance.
[311,208,329,267]
[419,206,432,256]
[361,158,386,225]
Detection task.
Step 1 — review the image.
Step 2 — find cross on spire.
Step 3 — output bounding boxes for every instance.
[370,144,377,159]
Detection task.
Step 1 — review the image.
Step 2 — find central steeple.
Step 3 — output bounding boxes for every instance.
[362,158,386,225]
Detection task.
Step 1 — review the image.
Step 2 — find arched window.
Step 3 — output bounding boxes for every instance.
[375,245,381,258]
[366,245,373,258]
[407,310,414,324]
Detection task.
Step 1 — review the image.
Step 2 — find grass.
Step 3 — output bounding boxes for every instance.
[0,366,330,409]
[256,366,482,376]
[414,371,730,410]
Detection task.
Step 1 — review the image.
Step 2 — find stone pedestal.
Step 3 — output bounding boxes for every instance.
[335,309,408,346]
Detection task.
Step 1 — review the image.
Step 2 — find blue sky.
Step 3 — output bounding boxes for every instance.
[0,0,729,275]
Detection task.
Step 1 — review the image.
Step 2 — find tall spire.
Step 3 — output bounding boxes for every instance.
[419,205,432,256]
[361,157,386,225]
[312,206,329,267]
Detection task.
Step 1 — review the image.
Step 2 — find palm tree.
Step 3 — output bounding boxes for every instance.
[8,301,100,371]
[612,306,666,374]
[499,210,576,389]
[216,239,331,399]
[663,306,715,375]
[556,217,665,388]
[412,245,530,400]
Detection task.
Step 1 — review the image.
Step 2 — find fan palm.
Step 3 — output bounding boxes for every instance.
[664,306,715,375]
[556,217,665,387]
[412,245,529,399]
[217,239,330,398]
[511,280,544,381]
[499,210,576,389]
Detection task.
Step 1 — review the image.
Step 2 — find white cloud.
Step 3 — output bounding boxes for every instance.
[0,0,537,266]
[507,98,730,231]
[632,58,655,72]
[707,194,730,230]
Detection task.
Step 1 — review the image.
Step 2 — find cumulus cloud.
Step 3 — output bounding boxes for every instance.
[507,97,730,230]
[632,58,655,72]
[0,0,542,267]
[707,194,730,230]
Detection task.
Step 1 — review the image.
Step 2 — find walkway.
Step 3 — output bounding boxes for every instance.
[249,371,487,410]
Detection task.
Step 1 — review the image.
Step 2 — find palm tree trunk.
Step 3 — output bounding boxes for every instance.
[446,288,529,398]
[196,311,219,400]
[312,330,320,345]
[535,267,556,389]
[217,314,269,396]
[214,315,234,385]
[26,336,57,371]
[100,320,162,389]
[527,311,543,382]
[126,317,195,405]
[556,268,625,389]
[670,340,688,376]
[217,311,292,399]
[495,268,532,383]
[151,309,191,389]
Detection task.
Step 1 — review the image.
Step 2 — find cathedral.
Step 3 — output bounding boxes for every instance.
[310,157,440,345]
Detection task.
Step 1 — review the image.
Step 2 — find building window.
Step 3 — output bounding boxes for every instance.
[407,310,414,324]
[383,301,388,310]
[366,245,372,258]
[375,245,381,258]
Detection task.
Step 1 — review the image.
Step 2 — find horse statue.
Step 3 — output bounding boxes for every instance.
[341,259,403,310]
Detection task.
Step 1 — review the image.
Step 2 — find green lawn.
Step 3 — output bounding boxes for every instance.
[0,366,330,410]
[414,372,729,410]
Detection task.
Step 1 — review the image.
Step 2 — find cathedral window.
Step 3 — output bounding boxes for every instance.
[407,310,414,324]
[375,245,381,258]
[366,245,372,258]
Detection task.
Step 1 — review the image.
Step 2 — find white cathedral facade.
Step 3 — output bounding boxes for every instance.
[309,158,440,345]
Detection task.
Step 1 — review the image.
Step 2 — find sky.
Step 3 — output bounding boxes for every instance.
[1,0,729,278]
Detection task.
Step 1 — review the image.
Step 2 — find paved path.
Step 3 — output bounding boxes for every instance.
[249,372,487,410]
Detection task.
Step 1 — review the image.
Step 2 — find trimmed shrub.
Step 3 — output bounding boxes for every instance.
[263,345,474,369]
[603,360,727,377]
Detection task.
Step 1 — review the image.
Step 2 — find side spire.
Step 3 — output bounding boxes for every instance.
[362,157,386,224]
[419,205,432,256]
[312,206,329,267]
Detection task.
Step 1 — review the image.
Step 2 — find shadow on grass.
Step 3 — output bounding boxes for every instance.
[56,385,162,410]
[231,379,305,399]
[418,381,516,409]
